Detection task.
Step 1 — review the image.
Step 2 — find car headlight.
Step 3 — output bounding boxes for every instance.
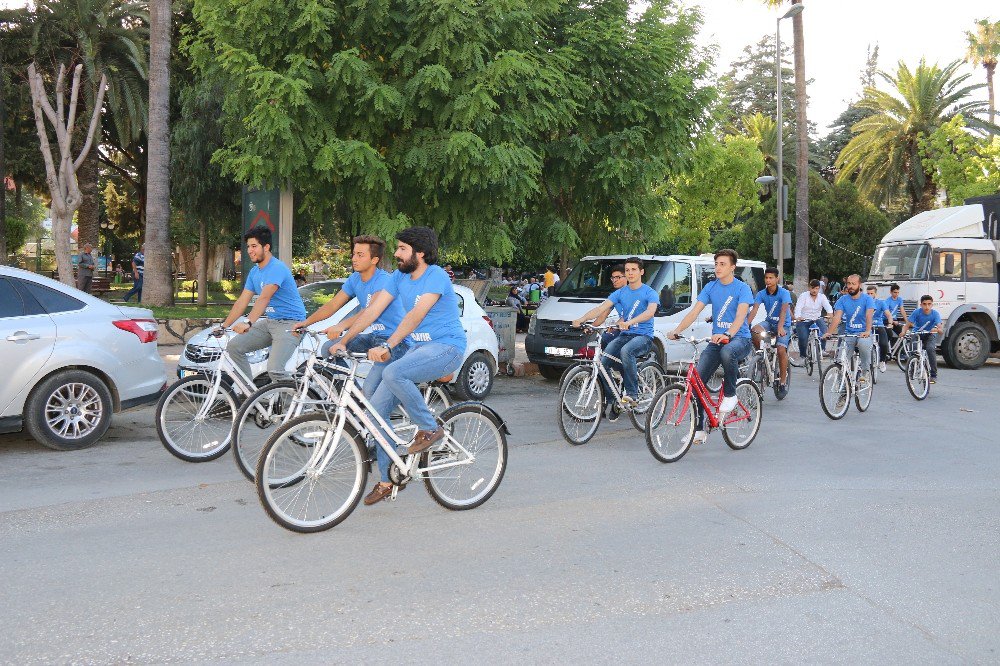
[527,315,537,335]
[245,348,269,364]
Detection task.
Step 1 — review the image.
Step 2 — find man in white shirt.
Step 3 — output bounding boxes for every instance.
[793,279,833,358]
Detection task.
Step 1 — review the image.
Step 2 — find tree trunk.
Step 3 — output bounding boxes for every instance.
[987,63,996,129]
[0,70,6,265]
[142,0,174,306]
[198,219,208,306]
[75,147,100,249]
[52,208,74,283]
[791,3,810,293]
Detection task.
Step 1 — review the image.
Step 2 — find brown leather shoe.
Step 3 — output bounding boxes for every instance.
[363,482,393,506]
[408,427,445,454]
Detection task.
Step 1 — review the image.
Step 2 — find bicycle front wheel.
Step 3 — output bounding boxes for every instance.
[156,376,238,462]
[906,356,930,400]
[645,384,695,463]
[256,414,367,533]
[232,381,323,482]
[422,403,507,510]
[854,367,874,412]
[558,365,603,445]
[723,379,763,450]
[629,361,666,432]
[819,364,851,420]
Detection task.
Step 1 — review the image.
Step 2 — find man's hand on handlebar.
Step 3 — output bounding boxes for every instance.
[327,341,347,357]
[324,324,345,340]
[368,346,390,363]
[710,333,730,344]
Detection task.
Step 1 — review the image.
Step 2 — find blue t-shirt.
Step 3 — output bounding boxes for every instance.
[386,265,466,352]
[342,269,406,336]
[607,284,659,338]
[908,308,942,333]
[870,298,887,326]
[697,278,754,339]
[834,293,874,334]
[754,286,792,328]
[884,296,905,321]
[245,257,307,321]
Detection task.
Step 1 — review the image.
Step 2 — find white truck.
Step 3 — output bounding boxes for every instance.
[868,195,1000,369]
[525,254,766,379]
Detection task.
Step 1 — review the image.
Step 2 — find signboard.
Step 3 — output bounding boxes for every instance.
[772,232,792,261]
[241,186,293,278]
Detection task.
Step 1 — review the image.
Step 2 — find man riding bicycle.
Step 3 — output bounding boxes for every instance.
[865,284,894,372]
[900,294,943,384]
[883,283,907,351]
[748,267,792,398]
[571,257,659,421]
[330,227,466,506]
[218,227,307,383]
[793,278,832,358]
[291,235,409,395]
[823,274,875,377]
[668,248,753,445]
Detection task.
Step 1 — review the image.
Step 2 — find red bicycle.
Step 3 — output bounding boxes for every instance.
[645,336,763,463]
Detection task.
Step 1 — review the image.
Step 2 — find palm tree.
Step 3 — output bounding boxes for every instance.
[143,0,172,306]
[966,19,1000,127]
[762,0,808,290]
[836,59,990,215]
[736,112,794,181]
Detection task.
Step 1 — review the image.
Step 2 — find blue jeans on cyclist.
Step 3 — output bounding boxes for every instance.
[919,332,939,377]
[841,335,873,372]
[367,342,463,483]
[600,333,652,404]
[795,318,827,357]
[696,337,752,430]
[321,333,408,398]
[758,320,790,348]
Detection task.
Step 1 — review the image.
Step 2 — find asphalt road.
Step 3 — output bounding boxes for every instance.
[1,351,998,664]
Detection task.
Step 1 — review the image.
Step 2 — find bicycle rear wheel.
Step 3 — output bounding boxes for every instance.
[423,403,507,510]
[895,346,910,372]
[854,367,874,412]
[629,361,666,431]
[156,376,238,462]
[819,364,851,420]
[906,356,930,400]
[723,379,763,450]
[645,384,695,463]
[747,352,765,390]
[256,414,367,533]
[558,365,603,445]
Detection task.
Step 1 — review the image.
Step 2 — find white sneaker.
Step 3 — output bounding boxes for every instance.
[693,430,708,445]
[719,395,738,415]
[879,361,886,373]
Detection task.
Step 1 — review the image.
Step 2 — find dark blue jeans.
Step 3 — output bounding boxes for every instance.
[795,319,827,357]
[123,274,143,302]
[600,333,652,402]
[696,337,752,430]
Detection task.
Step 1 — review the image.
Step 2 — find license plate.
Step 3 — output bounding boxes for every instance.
[544,346,574,357]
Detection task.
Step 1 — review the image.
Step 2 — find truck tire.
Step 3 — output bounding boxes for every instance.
[24,370,114,451]
[944,322,990,370]
[538,364,564,381]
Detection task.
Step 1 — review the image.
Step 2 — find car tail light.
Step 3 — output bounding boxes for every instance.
[114,319,158,343]
[575,346,595,360]
[483,315,494,329]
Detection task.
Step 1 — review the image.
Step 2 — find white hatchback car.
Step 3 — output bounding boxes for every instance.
[0,267,167,450]
[178,280,499,400]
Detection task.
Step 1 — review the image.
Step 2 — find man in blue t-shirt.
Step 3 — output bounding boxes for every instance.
[883,283,907,351]
[572,258,660,419]
[866,285,894,372]
[747,267,792,397]
[219,227,307,383]
[901,294,943,382]
[670,248,754,444]
[293,235,409,396]
[823,274,875,373]
[333,227,466,506]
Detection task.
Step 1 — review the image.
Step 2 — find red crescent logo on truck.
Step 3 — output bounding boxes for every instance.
[937,289,944,299]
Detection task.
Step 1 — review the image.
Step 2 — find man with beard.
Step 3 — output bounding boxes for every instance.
[331,226,465,506]
[823,274,875,377]
[292,235,409,394]
[218,227,307,384]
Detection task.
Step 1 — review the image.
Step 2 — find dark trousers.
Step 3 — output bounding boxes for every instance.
[123,274,143,302]
[874,326,890,360]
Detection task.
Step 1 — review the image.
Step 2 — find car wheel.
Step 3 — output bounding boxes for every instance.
[538,364,564,381]
[24,370,113,451]
[454,351,494,401]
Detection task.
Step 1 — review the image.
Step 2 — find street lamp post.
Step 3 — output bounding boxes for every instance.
[775,3,804,275]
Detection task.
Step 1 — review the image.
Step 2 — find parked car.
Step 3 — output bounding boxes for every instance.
[0,267,167,450]
[178,280,499,400]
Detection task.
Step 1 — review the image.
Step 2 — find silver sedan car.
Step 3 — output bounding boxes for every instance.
[0,267,167,450]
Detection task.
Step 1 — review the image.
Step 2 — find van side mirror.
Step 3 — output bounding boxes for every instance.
[944,253,955,275]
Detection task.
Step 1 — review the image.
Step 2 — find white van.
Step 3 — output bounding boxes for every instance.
[525,254,766,379]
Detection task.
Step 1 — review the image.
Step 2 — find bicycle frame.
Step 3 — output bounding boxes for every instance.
[829,334,864,394]
[193,334,258,421]
[664,339,752,431]
[572,325,635,408]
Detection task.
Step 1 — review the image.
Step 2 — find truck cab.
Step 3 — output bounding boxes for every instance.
[525,254,766,379]
[867,197,1000,369]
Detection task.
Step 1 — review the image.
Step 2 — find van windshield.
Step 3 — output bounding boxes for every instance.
[869,244,929,281]
[556,259,664,298]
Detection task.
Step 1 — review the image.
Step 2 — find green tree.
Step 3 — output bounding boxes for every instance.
[836,59,992,214]
[661,134,765,253]
[966,19,1000,127]
[920,114,1000,205]
[817,45,879,182]
[719,35,796,128]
